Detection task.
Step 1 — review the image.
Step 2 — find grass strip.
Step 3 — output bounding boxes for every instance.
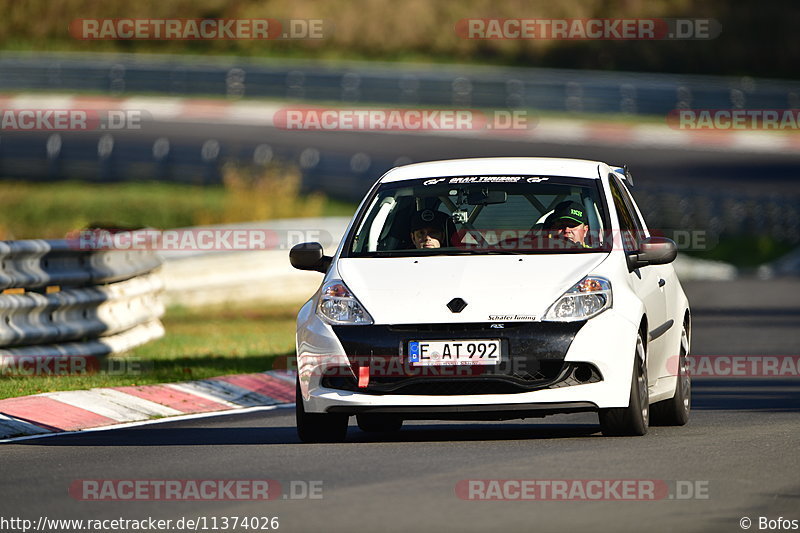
[0,302,302,399]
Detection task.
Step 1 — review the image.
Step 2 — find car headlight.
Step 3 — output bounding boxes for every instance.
[543,276,612,322]
[317,279,374,325]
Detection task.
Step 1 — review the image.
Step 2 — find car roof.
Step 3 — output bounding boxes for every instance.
[379,157,607,184]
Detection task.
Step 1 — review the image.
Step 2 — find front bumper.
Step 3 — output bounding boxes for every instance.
[296,305,639,416]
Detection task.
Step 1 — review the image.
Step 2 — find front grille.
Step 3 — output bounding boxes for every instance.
[320,362,602,395]
[325,321,593,396]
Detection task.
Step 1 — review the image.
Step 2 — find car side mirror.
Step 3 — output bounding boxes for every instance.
[626,236,677,271]
[290,242,332,273]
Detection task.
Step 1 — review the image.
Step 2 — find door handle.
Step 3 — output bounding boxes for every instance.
[658,278,666,287]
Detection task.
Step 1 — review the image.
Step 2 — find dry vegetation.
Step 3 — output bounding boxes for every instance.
[1,0,791,78]
[0,0,687,57]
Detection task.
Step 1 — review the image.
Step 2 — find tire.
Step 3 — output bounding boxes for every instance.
[651,321,691,426]
[295,378,348,443]
[599,333,649,436]
[357,413,403,433]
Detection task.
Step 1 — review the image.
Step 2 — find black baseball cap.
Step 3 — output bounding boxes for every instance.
[551,201,588,226]
[410,209,449,232]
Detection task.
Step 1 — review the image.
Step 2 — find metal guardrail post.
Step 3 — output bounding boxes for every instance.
[46,133,62,179]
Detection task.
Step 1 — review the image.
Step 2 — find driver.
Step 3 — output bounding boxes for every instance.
[548,201,590,248]
[410,209,450,249]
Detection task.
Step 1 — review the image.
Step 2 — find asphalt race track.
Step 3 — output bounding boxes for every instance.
[2,279,799,533]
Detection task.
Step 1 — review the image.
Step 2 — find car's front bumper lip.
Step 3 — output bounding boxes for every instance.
[326,400,597,419]
[301,378,610,417]
[319,360,601,395]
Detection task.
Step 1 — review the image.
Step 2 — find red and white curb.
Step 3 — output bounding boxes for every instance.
[2,93,798,154]
[0,370,296,441]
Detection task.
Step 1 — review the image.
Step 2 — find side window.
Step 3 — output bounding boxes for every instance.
[609,176,640,252]
[615,177,647,233]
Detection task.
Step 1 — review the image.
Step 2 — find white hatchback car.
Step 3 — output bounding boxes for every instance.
[290,157,691,442]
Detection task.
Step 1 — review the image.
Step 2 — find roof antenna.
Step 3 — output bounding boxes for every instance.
[623,164,634,186]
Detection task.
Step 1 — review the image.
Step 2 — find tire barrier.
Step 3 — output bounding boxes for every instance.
[0,234,164,360]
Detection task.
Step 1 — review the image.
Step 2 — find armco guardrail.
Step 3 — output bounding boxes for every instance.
[0,238,163,289]
[158,218,350,307]
[1,52,796,114]
[0,235,164,360]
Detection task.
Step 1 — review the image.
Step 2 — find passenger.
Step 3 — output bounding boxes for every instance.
[409,209,450,249]
[548,201,590,248]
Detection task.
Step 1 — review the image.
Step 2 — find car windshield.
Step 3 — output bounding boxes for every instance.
[346,175,611,257]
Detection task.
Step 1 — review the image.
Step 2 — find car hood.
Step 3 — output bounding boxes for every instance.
[336,253,609,324]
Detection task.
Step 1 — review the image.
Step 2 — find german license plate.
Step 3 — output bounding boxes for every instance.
[408,339,501,366]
